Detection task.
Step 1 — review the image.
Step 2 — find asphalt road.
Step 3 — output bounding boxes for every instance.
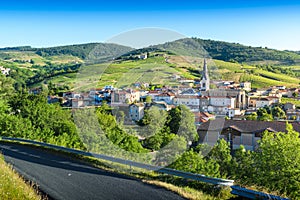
[0,142,185,200]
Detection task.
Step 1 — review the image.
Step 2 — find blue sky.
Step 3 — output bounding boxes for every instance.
[0,0,300,50]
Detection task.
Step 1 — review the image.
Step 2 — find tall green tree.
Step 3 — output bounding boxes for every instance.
[207,139,232,178]
[252,123,300,198]
[167,105,198,143]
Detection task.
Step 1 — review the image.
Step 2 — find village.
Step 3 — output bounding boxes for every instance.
[45,59,300,125]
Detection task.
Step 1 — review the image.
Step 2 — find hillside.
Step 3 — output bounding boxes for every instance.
[0,38,299,90]
[0,43,133,61]
[153,38,300,64]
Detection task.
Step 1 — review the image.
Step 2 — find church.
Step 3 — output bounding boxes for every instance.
[198,59,247,116]
[200,59,210,91]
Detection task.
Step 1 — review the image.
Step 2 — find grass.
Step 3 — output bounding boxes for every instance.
[143,180,225,200]
[0,154,42,200]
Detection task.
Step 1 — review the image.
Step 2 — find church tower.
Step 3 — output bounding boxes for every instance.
[200,59,210,91]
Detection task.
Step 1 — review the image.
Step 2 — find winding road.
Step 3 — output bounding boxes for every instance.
[0,142,185,200]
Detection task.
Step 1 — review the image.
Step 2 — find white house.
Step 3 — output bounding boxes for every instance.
[228,108,242,118]
[207,96,236,115]
[209,96,235,108]
[0,66,10,75]
[256,97,273,108]
[173,95,200,112]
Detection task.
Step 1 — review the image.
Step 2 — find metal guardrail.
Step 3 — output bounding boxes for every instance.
[0,137,290,199]
[231,185,289,200]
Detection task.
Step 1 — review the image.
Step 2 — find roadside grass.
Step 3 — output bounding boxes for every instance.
[0,153,42,200]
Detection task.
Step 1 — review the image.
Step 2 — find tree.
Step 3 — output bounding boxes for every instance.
[0,74,15,100]
[154,135,187,166]
[7,93,84,149]
[252,124,300,198]
[207,139,232,178]
[246,112,257,120]
[140,107,167,137]
[169,149,220,177]
[272,106,286,120]
[166,105,198,143]
[143,134,163,150]
[231,145,255,182]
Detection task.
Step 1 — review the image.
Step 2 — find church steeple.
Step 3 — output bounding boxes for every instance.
[200,59,210,91]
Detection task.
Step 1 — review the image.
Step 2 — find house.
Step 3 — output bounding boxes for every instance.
[154,92,175,104]
[151,101,173,111]
[63,92,81,99]
[194,112,215,124]
[276,86,286,90]
[240,82,251,91]
[199,96,210,112]
[205,89,247,110]
[29,87,42,95]
[284,103,296,111]
[104,85,114,91]
[173,95,200,112]
[207,96,236,115]
[111,89,140,104]
[0,66,11,75]
[287,88,299,98]
[72,98,92,108]
[209,96,235,108]
[129,103,145,121]
[180,88,199,96]
[147,90,161,100]
[137,53,148,59]
[254,96,280,108]
[256,97,273,108]
[286,109,300,121]
[228,108,242,118]
[47,96,60,104]
[198,119,300,151]
[249,96,279,109]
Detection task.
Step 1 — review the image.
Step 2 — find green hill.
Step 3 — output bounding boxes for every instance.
[153,38,300,64]
[1,38,300,90]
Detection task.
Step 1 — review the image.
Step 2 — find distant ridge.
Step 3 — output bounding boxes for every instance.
[1,38,299,64]
[152,38,300,64]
